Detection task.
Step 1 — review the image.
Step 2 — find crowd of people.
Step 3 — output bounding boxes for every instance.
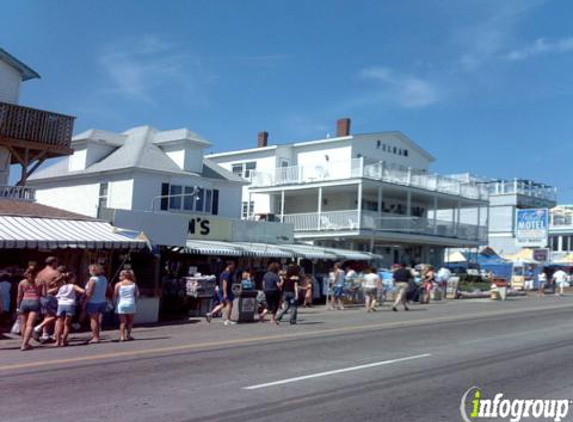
[0,256,140,351]
[204,261,311,326]
[202,261,441,327]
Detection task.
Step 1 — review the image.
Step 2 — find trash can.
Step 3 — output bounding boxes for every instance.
[230,285,258,323]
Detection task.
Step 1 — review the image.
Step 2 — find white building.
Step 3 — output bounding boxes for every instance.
[207,118,489,267]
[485,179,557,255]
[548,205,573,259]
[27,126,247,242]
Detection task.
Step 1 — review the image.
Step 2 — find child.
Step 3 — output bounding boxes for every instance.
[55,273,85,347]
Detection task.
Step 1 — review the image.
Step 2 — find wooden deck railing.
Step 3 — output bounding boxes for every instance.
[0,101,74,149]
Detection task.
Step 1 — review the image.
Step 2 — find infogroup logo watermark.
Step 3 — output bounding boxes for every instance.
[460,387,572,422]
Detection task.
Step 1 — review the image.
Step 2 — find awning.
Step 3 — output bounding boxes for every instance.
[0,216,148,249]
[324,248,378,261]
[233,242,294,258]
[184,240,243,256]
[278,244,339,260]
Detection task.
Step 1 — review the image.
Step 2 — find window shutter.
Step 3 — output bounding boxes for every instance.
[212,189,219,215]
[160,183,169,211]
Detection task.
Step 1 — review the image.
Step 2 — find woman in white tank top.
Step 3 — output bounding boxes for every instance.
[113,270,140,342]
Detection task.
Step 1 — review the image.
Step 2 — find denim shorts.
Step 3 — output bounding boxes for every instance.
[86,302,107,315]
[57,304,76,317]
[333,285,344,298]
[20,299,40,313]
[40,295,58,316]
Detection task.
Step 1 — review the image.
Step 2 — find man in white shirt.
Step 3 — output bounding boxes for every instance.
[552,269,568,296]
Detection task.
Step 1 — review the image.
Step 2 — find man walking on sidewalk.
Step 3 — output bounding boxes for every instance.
[392,263,413,312]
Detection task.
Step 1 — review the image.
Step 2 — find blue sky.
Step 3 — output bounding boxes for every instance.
[3,0,573,200]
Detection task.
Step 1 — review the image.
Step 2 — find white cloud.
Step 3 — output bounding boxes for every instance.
[359,67,440,108]
[98,35,211,105]
[505,37,573,61]
[450,0,548,71]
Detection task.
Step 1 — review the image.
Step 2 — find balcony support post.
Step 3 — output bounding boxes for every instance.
[317,187,323,230]
[280,190,285,223]
[477,205,482,241]
[433,196,438,235]
[456,201,462,237]
[377,185,383,218]
[357,182,363,230]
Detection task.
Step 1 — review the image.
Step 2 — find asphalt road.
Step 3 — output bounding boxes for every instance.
[1,296,573,422]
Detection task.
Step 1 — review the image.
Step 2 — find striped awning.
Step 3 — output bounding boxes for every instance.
[0,216,148,249]
[184,240,243,256]
[233,242,294,258]
[279,244,339,260]
[324,248,380,261]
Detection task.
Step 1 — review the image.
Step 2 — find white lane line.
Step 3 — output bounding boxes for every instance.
[243,353,431,390]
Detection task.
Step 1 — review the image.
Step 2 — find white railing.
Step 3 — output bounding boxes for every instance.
[283,209,487,242]
[487,180,557,202]
[0,185,36,200]
[251,159,489,201]
[283,210,360,232]
[252,159,363,186]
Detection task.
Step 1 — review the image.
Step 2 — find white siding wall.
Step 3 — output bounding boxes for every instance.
[295,144,352,169]
[108,179,134,210]
[0,60,21,104]
[35,183,100,218]
[351,134,431,171]
[68,149,87,171]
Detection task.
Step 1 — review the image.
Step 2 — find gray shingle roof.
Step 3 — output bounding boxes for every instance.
[29,126,240,182]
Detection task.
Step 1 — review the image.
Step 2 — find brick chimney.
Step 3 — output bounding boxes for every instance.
[336,118,351,137]
[257,131,269,148]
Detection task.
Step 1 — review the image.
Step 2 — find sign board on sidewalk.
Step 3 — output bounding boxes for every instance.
[532,248,549,262]
[515,209,549,247]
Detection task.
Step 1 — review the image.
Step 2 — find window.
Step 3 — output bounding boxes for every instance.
[376,140,382,149]
[183,186,195,211]
[205,190,212,213]
[550,236,559,252]
[162,184,219,215]
[195,188,205,212]
[231,161,257,179]
[393,146,397,154]
[279,159,290,168]
[404,149,409,157]
[242,201,255,219]
[97,182,108,218]
[245,162,257,178]
[382,144,387,152]
[169,185,182,209]
[232,164,243,177]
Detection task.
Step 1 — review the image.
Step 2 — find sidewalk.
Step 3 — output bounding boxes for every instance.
[1,295,569,371]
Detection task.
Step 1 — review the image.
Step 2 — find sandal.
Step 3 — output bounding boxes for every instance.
[20,345,34,351]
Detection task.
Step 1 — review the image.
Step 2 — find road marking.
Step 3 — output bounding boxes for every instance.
[243,354,432,390]
[0,302,570,372]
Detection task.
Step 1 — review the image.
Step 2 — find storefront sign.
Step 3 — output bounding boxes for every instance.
[532,248,549,262]
[516,209,549,247]
[187,216,233,241]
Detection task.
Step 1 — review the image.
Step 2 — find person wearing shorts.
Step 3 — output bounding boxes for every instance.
[262,263,282,325]
[55,272,85,347]
[84,264,109,344]
[330,263,345,310]
[34,257,63,342]
[17,265,42,351]
[113,270,140,342]
[362,267,381,312]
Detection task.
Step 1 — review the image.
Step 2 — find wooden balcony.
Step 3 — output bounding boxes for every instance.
[0,101,74,158]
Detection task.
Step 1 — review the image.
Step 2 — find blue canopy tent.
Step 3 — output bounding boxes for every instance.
[477,254,513,280]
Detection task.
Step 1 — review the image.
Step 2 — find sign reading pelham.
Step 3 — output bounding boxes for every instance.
[515,208,549,247]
